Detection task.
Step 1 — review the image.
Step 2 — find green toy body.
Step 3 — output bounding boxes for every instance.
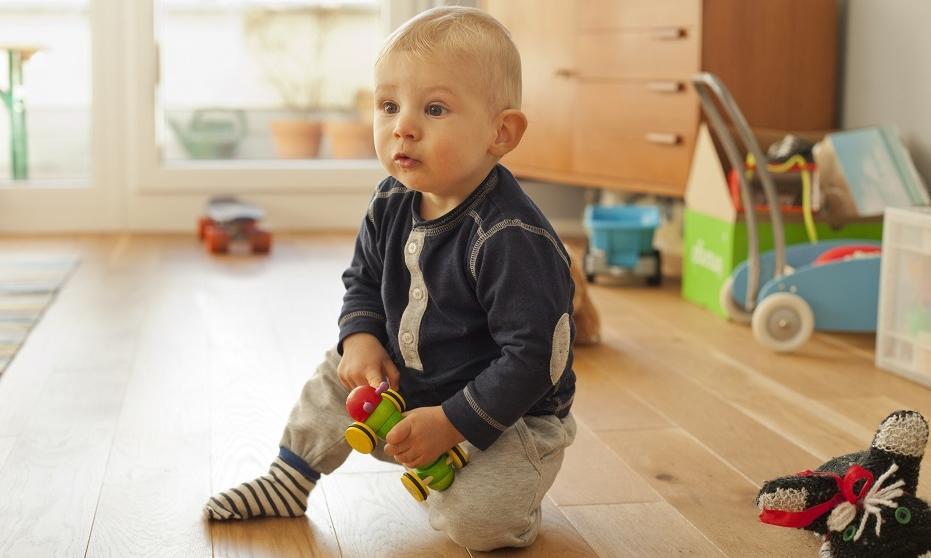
[367,398,404,440]
[344,383,469,501]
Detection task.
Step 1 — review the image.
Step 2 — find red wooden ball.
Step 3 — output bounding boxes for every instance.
[346,385,380,422]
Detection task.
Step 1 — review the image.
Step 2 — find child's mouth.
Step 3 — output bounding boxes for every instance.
[394,155,420,169]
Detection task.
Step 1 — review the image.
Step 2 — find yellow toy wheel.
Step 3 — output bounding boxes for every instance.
[382,389,406,412]
[401,470,429,502]
[345,422,377,454]
[447,445,469,470]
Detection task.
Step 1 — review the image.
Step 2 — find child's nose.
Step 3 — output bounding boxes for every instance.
[393,110,421,141]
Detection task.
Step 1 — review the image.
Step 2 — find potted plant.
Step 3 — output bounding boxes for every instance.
[324,88,376,159]
[244,8,332,159]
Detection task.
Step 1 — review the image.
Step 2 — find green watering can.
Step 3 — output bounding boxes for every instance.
[169,109,246,160]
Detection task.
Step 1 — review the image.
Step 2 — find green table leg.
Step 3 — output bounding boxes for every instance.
[1,50,29,180]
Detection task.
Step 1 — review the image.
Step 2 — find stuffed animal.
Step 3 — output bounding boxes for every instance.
[757,410,931,557]
[565,243,601,345]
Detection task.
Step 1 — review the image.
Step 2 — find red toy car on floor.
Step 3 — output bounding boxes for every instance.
[198,196,272,255]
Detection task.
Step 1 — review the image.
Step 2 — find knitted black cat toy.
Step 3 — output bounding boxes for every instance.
[757,410,931,558]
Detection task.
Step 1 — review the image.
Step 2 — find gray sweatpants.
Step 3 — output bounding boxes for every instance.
[279,348,577,551]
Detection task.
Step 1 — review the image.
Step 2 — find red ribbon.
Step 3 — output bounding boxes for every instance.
[759,465,875,528]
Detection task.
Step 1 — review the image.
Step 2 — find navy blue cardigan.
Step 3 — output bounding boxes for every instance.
[338,165,576,450]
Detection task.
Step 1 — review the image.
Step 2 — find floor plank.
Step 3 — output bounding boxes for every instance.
[323,471,469,558]
[549,420,661,507]
[86,245,213,558]
[0,365,134,556]
[577,337,820,486]
[608,286,931,412]
[471,497,599,557]
[570,351,670,433]
[1,234,929,557]
[602,428,819,558]
[200,239,342,557]
[0,437,13,471]
[0,237,155,556]
[561,501,727,557]
[210,503,340,558]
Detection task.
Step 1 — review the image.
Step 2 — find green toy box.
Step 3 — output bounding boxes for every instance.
[682,124,884,318]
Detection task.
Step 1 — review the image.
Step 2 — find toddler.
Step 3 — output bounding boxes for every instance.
[204,6,577,551]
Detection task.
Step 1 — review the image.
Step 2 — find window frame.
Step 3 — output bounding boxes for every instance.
[0,0,125,231]
[125,0,387,195]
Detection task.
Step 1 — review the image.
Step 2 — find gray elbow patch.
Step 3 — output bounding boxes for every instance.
[550,313,571,384]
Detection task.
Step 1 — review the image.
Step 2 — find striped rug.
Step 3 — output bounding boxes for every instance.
[0,255,78,376]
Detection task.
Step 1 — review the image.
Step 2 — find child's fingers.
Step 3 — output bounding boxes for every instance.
[336,366,352,390]
[382,358,401,390]
[388,445,419,468]
[338,365,380,389]
[365,366,384,387]
[385,418,411,445]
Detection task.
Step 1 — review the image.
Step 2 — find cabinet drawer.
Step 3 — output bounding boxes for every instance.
[576,81,698,137]
[579,0,701,30]
[574,131,696,187]
[577,29,699,79]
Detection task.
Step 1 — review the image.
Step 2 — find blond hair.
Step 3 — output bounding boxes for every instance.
[376,6,521,111]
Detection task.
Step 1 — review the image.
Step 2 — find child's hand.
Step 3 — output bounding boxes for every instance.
[384,406,465,469]
[338,333,400,390]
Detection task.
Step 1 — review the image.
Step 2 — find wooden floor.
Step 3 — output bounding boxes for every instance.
[0,233,928,557]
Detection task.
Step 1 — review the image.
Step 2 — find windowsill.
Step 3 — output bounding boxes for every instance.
[158,158,382,170]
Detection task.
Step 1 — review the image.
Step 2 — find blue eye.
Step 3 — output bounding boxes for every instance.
[383,101,398,114]
[426,104,446,117]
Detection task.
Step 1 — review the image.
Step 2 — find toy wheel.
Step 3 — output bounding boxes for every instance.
[720,276,752,324]
[344,422,377,454]
[446,445,469,470]
[250,230,272,254]
[204,225,229,254]
[198,216,214,241]
[583,249,596,283]
[751,292,814,352]
[646,249,662,286]
[401,470,429,502]
[381,388,406,412]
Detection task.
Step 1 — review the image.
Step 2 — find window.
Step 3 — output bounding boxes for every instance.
[127,0,396,192]
[0,0,92,184]
[157,0,382,163]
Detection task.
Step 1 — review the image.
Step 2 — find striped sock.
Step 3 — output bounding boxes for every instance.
[204,456,316,520]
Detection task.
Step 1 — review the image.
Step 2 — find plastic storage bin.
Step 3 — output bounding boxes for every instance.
[583,204,662,284]
[876,206,931,385]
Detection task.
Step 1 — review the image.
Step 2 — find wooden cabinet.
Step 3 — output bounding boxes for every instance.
[490,0,576,175]
[483,0,837,197]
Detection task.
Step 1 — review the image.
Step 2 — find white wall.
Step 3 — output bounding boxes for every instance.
[840,0,931,186]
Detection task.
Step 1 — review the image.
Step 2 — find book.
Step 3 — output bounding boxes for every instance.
[823,127,930,217]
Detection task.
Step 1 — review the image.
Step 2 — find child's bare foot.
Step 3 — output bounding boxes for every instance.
[204,456,316,520]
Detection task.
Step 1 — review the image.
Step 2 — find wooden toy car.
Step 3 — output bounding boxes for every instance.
[345,382,469,501]
[197,196,272,254]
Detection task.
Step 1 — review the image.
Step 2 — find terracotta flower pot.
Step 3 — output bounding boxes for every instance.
[324,121,375,159]
[270,120,323,159]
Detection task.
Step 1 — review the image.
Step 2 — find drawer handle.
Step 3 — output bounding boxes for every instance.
[553,68,578,78]
[647,81,684,93]
[653,27,687,40]
[645,132,682,145]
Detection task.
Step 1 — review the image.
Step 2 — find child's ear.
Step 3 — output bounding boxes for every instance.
[489,109,527,158]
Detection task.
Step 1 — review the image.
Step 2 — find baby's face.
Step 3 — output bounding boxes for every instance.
[373,51,500,201]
